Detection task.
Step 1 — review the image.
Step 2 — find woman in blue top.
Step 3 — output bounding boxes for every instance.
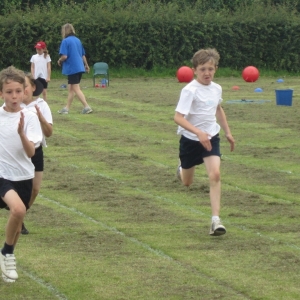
[57,23,93,114]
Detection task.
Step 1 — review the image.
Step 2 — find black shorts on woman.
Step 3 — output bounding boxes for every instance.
[68,72,83,84]
[179,134,221,169]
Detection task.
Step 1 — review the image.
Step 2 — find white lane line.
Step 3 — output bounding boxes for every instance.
[20,267,68,300]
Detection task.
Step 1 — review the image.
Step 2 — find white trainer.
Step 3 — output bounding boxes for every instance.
[209,219,226,236]
[176,165,182,182]
[0,253,18,280]
[2,273,15,283]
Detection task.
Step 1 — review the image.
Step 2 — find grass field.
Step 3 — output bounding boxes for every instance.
[1,73,300,299]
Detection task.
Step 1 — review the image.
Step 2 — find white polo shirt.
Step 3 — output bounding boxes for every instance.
[175,79,222,141]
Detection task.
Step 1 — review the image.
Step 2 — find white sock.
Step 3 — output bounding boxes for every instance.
[212,216,220,222]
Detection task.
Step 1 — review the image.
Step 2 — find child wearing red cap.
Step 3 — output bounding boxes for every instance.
[30,41,51,101]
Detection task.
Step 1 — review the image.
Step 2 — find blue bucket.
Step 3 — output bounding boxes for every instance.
[275,89,293,106]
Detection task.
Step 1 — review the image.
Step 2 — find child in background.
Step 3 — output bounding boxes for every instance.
[174,48,235,236]
[0,66,42,282]
[30,41,51,101]
[21,73,53,235]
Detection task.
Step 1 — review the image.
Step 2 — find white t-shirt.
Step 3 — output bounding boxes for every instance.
[0,107,43,181]
[21,98,53,147]
[175,79,222,141]
[30,54,51,79]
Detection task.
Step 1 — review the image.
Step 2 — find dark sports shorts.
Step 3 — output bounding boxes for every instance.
[37,77,48,89]
[31,145,44,172]
[68,72,83,85]
[0,178,33,210]
[179,134,221,169]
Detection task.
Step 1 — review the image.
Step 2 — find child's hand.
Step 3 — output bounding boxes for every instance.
[35,105,43,121]
[197,131,212,151]
[18,111,25,136]
[226,133,235,151]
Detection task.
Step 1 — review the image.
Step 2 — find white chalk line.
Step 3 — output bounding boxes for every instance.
[18,267,68,300]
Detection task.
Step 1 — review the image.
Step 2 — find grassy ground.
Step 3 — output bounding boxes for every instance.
[0,74,300,299]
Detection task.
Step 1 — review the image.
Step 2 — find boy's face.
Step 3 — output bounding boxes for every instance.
[0,80,24,112]
[193,61,217,85]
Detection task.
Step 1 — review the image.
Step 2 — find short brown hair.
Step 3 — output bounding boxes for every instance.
[191,48,220,69]
[0,66,25,91]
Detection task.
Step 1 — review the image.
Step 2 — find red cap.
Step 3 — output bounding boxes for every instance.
[34,41,46,49]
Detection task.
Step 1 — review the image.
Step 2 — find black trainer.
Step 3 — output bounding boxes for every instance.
[21,223,29,235]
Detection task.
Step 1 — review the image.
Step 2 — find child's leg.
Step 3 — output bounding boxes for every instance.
[29,171,43,208]
[203,155,226,236]
[3,190,26,246]
[0,190,25,280]
[181,166,196,187]
[203,156,221,216]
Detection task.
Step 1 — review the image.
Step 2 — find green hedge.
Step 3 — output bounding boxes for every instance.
[0,1,299,72]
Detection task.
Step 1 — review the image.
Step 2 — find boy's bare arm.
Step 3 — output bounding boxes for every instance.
[18,111,35,157]
[216,105,235,151]
[35,105,53,137]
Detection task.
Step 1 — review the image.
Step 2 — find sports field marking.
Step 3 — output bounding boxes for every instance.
[20,267,68,300]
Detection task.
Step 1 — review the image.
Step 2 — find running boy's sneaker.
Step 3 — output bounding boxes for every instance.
[58,107,69,114]
[209,219,226,236]
[81,107,93,114]
[21,222,29,235]
[0,253,18,280]
[2,273,15,283]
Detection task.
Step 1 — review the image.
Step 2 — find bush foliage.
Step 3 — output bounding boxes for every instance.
[0,0,299,72]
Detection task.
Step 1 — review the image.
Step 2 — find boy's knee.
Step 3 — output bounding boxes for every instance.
[10,204,26,218]
[209,171,220,183]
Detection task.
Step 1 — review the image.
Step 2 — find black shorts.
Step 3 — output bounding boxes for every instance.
[68,72,83,85]
[0,178,32,210]
[179,134,221,169]
[31,145,44,172]
[37,77,48,89]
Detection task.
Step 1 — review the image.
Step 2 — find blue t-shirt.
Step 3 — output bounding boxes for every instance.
[59,35,86,75]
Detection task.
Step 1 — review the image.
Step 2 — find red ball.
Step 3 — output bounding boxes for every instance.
[242,66,259,82]
[176,66,194,83]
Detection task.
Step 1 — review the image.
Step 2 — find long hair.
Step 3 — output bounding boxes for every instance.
[61,23,76,39]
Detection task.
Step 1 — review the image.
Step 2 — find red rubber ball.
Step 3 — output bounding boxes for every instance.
[177,66,194,83]
[242,66,259,82]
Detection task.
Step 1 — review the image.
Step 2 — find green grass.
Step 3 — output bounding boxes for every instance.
[1,75,300,299]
